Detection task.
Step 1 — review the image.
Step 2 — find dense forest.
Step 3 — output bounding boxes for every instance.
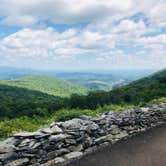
[0,84,67,118]
[0,69,165,119]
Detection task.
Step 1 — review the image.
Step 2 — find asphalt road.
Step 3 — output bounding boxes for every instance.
[68,124,166,166]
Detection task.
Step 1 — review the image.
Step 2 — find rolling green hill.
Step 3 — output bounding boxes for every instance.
[0,84,66,118]
[0,75,87,97]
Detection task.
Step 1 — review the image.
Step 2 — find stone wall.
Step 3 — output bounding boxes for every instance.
[0,103,166,166]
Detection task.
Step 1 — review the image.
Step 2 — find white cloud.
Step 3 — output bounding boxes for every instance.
[1,0,165,26]
[138,34,166,45]
[149,2,166,27]
[0,25,165,69]
[0,27,116,59]
[0,0,133,25]
[1,15,37,27]
[0,0,165,70]
[112,20,146,36]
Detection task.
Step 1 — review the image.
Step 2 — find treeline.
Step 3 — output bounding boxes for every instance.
[0,69,166,119]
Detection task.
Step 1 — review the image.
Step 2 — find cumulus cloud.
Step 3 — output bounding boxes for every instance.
[0,0,165,69]
[0,0,165,25]
[0,28,112,59]
[0,24,165,69]
[0,0,132,25]
[1,15,37,27]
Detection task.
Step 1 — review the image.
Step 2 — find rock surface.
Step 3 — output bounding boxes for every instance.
[0,103,166,166]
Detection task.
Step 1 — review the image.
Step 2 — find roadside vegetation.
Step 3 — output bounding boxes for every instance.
[0,97,166,140]
[0,104,137,139]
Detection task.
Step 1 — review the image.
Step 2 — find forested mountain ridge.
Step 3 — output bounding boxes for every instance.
[126,68,166,85]
[70,68,166,109]
[0,75,87,97]
[113,68,166,103]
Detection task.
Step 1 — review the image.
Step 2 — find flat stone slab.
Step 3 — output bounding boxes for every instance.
[64,152,83,160]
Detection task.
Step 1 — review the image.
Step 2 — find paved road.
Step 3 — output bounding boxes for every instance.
[68,124,166,166]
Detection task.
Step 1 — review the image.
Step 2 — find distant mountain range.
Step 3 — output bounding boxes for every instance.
[0,66,156,91]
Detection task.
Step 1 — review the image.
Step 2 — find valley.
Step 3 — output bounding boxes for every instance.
[0,68,165,139]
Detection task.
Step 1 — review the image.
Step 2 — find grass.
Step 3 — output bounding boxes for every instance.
[0,97,165,140]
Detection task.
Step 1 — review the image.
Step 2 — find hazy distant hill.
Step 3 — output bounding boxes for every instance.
[0,67,155,91]
[56,70,155,91]
[0,75,87,97]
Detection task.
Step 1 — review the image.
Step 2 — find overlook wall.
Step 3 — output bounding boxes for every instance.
[0,103,166,166]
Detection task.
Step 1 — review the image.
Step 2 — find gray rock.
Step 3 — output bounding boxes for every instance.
[5,158,29,166]
[31,142,41,149]
[113,131,128,139]
[64,152,83,160]
[95,136,108,144]
[0,152,16,162]
[82,123,99,133]
[109,125,121,135]
[47,151,58,160]
[62,119,84,129]
[18,139,31,147]
[65,139,76,145]
[53,157,65,164]
[0,142,15,153]
[49,134,70,142]
[14,131,42,138]
[50,125,63,133]
[94,134,113,144]
[56,148,70,156]
[40,126,62,134]
[40,128,53,134]
[83,137,93,148]
[68,144,83,152]
[84,146,98,155]
[105,134,114,142]
[41,157,65,166]
[141,107,149,112]
[3,138,18,146]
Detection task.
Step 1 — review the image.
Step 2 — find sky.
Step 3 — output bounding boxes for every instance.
[0,0,166,71]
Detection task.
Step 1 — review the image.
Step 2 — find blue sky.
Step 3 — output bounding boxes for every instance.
[0,0,165,70]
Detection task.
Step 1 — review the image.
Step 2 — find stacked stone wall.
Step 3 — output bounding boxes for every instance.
[0,103,166,166]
